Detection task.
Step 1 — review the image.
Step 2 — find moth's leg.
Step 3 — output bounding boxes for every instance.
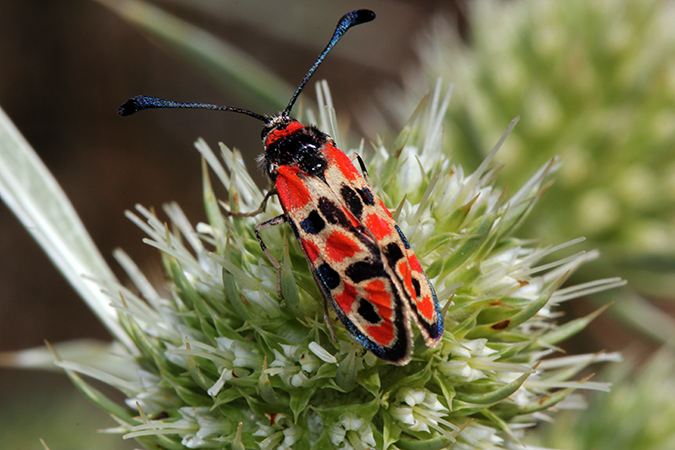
[222,189,277,217]
[323,295,337,342]
[347,152,371,185]
[310,271,338,342]
[348,151,399,214]
[254,214,286,297]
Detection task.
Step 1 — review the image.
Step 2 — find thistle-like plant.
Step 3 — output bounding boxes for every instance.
[531,348,675,450]
[0,80,623,449]
[383,0,675,310]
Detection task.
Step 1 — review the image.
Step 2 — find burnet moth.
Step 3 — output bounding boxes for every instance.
[119,10,444,365]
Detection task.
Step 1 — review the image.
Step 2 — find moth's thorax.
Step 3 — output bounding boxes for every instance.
[259,116,332,181]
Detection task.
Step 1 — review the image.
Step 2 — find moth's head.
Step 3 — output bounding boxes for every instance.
[261,115,304,148]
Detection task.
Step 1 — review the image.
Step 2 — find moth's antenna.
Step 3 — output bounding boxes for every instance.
[282,9,375,117]
[118,10,375,122]
[118,95,270,123]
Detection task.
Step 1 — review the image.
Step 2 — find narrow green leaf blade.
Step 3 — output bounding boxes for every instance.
[0,106,130,347]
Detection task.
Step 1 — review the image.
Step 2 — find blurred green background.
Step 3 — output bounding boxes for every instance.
[1,0,674,449]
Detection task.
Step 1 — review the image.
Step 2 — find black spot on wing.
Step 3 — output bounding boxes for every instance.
[340,185,363,219]
[346,260,385,283]
[384,242,404,268]
[357,299,381,324]
[412,277,421,298]
[358,187,375,206]
[300,210,325,235]
[317,263,340,290]
[318,197,350,227]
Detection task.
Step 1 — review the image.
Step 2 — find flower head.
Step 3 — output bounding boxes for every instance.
[5,82,622,449]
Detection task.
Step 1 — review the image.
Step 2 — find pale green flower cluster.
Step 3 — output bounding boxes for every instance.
[385,0,675,298]
[532,349,675,450]
[48,83,622,449]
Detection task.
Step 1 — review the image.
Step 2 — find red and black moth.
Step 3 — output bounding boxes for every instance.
[119,10,443,365]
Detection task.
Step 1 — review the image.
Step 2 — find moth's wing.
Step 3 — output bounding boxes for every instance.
[322,145,444,345]
[275,162,412,364]
[394,226,444,344]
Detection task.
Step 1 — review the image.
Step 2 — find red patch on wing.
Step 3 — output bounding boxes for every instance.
[397,261,414,299]
[325,144,359,181]
[301,239,320,263]
[365,213,392,241]
[275,166,311,211]
[408,254,423,273]
[363,279,393,321]
[334,283,357,313]
[264,121,304,147]
[325,230,361,262]
[366,322,395,346]
[417,294,434,320]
